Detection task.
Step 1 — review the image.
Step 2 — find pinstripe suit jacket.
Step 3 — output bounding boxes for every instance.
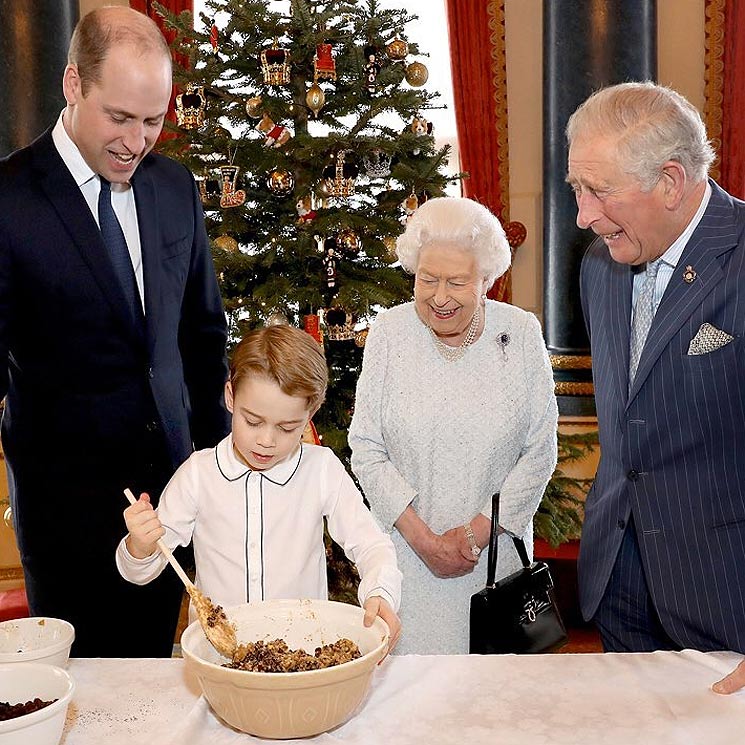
[578,180,745,653]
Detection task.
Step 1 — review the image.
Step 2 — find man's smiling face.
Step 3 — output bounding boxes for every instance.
[567,133,673,266]
[62,42,171,184]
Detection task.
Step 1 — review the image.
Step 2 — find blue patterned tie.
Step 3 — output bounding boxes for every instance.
[629,258,663,386]
[98,178,141,324]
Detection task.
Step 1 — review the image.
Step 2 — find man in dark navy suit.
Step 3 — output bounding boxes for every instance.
[567,82,745,693]
[0,6,230,656]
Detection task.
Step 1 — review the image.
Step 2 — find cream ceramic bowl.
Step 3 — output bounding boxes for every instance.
[181,598,389,739]
[0,618,75,667]
[0,662,75,745]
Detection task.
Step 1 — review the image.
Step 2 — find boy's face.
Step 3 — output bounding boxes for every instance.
[225,376,311,471]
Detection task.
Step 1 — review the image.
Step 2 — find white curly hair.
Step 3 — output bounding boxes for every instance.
[396,197,511,289]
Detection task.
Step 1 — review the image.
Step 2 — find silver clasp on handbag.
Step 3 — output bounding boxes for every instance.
[523,597,538,624]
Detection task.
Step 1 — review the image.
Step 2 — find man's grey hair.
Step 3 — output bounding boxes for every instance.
[566,81,715,191]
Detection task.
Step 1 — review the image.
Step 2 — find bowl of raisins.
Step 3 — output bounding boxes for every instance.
[0,662,74,745]
[181,598,390,738]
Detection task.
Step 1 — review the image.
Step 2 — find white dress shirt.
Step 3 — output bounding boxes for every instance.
[116,435,402,622]
[51,111,145,310]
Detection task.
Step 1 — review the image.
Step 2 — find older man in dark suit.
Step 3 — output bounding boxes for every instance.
[0,6,230,656]
[567,81,745,692]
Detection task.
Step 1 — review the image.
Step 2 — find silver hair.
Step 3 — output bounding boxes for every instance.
[566,81,715,191]
[395,197,511,289]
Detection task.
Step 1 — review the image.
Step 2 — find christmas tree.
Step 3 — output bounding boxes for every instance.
[156,0,458,461]
[535,430,598,548]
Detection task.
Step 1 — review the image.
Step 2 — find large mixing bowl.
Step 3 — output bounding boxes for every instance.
[180,598,389,739]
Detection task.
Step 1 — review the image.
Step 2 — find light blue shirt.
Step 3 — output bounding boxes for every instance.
[632,181,712,315]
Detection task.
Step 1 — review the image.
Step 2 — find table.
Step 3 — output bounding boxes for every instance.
[60,651,745,744]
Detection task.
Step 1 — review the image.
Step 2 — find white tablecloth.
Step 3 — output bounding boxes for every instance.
[60,651,745,744]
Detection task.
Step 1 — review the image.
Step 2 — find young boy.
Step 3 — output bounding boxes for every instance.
[116,325,401,649]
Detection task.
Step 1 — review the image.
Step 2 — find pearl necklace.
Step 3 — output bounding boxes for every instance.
[428,305,481,363]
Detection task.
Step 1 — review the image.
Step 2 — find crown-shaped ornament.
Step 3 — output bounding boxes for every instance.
[323,307,357,342]
[261,40,291,85]
[362,149,393,179]
[175,84,206,129]
[321,151,359,198]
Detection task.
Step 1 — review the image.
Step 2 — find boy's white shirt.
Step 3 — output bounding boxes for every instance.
[115,435,401,622]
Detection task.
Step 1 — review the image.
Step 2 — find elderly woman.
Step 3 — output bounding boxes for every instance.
[348,197,558,654]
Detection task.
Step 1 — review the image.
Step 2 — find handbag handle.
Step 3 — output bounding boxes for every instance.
[485,492,532,588]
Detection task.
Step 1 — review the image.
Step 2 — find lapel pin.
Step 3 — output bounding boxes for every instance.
[682,265,696,284]
[496,331,511,357]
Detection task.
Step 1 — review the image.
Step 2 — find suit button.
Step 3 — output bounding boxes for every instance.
[627,469,639,481]
[617,519,626,530]
[148,367,154,378]
[146,421,159,433]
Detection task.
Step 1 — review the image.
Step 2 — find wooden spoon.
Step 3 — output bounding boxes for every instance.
[123,488,238,659]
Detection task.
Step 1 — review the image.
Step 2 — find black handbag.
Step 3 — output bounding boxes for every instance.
[469,492,568,654]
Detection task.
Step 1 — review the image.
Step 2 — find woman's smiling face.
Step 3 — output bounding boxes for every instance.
[414,243,486,343]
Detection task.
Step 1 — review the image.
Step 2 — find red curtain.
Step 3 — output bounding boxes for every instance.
[445,0,513,302]
[129,0,193,35]
[704,0,745,198]
[130,0,194,133]
[720,0,745,198]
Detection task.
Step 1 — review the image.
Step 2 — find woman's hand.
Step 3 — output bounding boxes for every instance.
[363,596,401,660]
[441,525,482,563]
[123,492,164,559]
[421,531,478,578]
[395,506,476,577]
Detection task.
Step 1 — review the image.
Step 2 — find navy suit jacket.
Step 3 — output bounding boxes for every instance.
[0,128,230,569]
[579,180,745,653]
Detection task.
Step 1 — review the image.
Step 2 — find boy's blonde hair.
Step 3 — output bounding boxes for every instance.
[229,325,328,414]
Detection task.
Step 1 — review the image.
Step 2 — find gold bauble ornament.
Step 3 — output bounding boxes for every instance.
[245,96,263,118]
[337,228,361,256]
[214,235,239,252]
[211,125,231,139]
[266,168,295,197]
[382,235,398,262]
[305,82,325,118]
[386,35,409,61]
[405,61,429,87]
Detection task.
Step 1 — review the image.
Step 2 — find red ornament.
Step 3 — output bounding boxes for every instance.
[314,43,336,81]
[505,221,527,250]
[304,314,322,344]
[209,19,219,56]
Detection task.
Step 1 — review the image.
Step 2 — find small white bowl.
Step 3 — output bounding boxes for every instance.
[0,662,75,745]
[181,598,389,739]
[0,618,75,667]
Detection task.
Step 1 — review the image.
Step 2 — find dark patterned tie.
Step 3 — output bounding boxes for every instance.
[98,177,141,324]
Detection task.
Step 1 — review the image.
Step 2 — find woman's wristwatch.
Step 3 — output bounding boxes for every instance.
[463,522,481,557]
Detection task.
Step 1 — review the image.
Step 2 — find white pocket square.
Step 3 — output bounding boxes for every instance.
[687,322,734,356]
